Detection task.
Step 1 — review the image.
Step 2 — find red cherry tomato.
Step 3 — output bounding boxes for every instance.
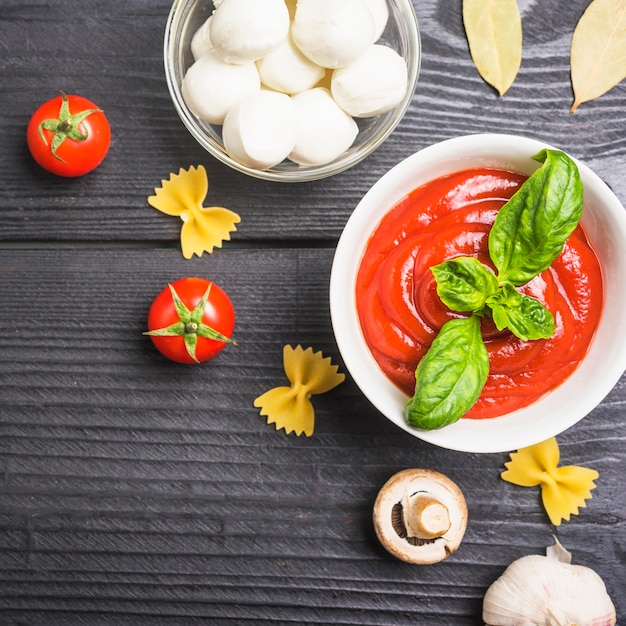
[26,92,111,177]
[146,277,236,364]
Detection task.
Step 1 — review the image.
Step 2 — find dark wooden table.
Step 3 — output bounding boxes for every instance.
[1,1,624,623]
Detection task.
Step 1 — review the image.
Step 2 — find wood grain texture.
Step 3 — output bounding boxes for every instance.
[1,0,624,242]
[0,0,625,623]
[0,248,624,624]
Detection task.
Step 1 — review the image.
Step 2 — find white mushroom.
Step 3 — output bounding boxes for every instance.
[373,468,468,565]
[482,539,617,626]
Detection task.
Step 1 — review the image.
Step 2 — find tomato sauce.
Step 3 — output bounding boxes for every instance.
[355,168,604,419]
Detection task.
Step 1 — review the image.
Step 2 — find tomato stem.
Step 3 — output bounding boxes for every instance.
[144,283,236,363]
[37,91,103,162]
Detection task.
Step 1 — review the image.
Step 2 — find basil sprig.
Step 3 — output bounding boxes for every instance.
[490,149,583,285]
[404,149,583,431]
[405,315,489,430]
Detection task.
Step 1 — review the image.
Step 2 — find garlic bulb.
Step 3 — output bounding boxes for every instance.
[483,545,616,626]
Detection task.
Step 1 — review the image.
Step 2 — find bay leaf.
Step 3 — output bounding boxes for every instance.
[463,0,522,96]
[570,0,626,112]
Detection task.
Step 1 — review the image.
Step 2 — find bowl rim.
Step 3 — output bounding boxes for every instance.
[330,133,626,453]
[163,0,422,182]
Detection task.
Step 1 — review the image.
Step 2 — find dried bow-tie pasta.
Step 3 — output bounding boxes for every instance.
[501,437,599,525]
[147,165,240,259]
[254,345,345,436]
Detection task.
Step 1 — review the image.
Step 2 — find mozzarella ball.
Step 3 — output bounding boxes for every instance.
[331,44,408,117]
[223,90,296,169]
[362,0,389,41]
[284,0,297,20]
[182,50,260,124]
[210,0,290,64]
[257,31,326,94]
[291,0,376,69]
[191,17,214,60]
[289,88,359,165]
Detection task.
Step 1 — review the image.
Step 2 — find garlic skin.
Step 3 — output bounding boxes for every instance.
[483,554,616,626]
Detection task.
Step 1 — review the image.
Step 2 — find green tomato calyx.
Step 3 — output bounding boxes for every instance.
[37,91,103,163]
[145,282,236,363]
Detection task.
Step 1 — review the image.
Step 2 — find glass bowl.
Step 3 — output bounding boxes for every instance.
[330,134,626,453]
[164,0,421,182]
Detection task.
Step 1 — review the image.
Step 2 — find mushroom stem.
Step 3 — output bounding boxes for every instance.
[373,468,468,565]
[403,492,451,539]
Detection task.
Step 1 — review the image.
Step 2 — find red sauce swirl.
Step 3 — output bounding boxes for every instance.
[355,168,603,419]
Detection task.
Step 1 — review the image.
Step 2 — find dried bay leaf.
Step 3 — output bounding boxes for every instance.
[570,0,626,112]
[463,0,522,96]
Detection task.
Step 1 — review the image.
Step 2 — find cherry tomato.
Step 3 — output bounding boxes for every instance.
[145,277,236,364]
[26,92,111,177]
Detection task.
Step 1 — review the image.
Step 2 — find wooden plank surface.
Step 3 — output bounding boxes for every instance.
[2,0,625,242]
[0,0,625,623]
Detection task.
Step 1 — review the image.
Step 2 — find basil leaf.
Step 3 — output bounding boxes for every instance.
[489,149,583,286]
[488,283,555,341]
[404,315,489,430]
[432,257,499,313]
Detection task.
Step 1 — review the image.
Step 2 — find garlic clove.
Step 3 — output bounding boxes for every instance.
[483,554,617,626]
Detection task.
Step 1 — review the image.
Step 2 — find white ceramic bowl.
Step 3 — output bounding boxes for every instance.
[330,133,626,453]
[164,0,421,182]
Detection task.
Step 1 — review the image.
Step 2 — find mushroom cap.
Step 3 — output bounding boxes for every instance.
[373,468,468,565]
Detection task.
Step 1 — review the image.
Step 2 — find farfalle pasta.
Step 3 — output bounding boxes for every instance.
[254,345,345,436]
[147,165,240,259]
[501,437,599,525]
